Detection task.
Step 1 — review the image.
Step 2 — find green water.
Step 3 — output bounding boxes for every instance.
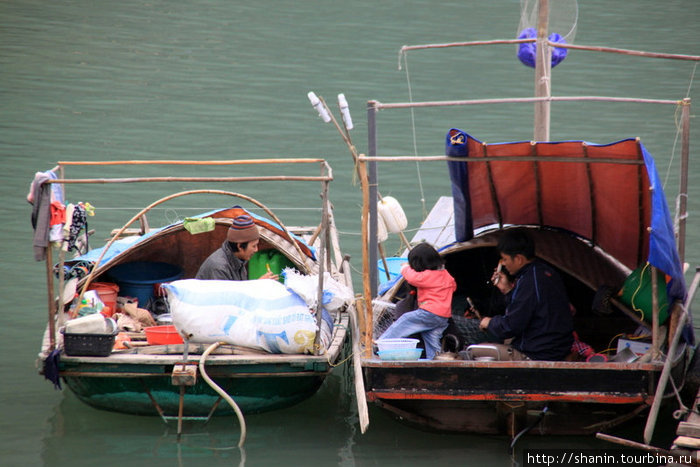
[1,1,699,465]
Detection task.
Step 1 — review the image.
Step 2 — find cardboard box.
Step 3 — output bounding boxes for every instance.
[616,338,651,357]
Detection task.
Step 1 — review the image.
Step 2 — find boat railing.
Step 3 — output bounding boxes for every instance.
[40,158,339,353]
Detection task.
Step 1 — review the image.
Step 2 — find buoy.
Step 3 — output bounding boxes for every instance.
[337,93,353,130]
[307,91,331,123]
[373,214,388,243]
[378,196,407,234]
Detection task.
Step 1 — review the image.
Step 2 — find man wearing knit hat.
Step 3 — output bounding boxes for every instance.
[196,214,278,281]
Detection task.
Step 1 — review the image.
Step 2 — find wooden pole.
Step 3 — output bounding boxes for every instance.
[372,95,682,111]
[378,244,391,281]
[534,0,550,142]
[644,307,690,444]
[51,175,331,184]
[596,433,676,457]
[349,306,370,433]
[45,245,56,351]
[359,160,373,358]
[401,38,700,62]
[313,183,329,355]
[550,42,700,61]
[651,265,660,361]
[678,99,691,263]
[58,158,327,166]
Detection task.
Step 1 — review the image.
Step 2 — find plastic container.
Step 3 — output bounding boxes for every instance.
[618,265,669,324]
[144,325,183,345]
[62,329,117,356]
[378,348,423,361]
[156,313,173,325]
[87,282,119,313]
[377,257,407,282]
[375,338,419,352]
[108,262,183,307]
[248,249,296,281]
[65,314,117,334]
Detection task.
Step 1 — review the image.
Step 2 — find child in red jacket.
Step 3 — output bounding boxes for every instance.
[379,242,456,359]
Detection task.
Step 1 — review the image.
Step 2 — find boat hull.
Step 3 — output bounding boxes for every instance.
[60,360,332,416]
[363,352,688,435]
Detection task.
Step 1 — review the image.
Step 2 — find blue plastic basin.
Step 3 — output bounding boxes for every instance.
[107,261,183,307]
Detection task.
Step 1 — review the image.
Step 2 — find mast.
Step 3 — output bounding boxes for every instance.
[534,0,551,141]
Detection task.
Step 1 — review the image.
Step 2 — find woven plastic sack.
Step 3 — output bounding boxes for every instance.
[164,279,318,354]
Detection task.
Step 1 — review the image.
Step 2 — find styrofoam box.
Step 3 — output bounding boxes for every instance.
[616,338,651,356]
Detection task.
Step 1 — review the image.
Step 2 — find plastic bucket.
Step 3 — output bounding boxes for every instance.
[145,325,183,345]
[108,262,183,307]
[87,282,119,315]
[377,257,407,282]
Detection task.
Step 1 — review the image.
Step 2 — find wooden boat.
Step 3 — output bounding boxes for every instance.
[315,2,700,440]
[35,158,354,428]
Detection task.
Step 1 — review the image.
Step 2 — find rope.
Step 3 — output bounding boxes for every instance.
[199,342,247,448]
[401,52,428,219]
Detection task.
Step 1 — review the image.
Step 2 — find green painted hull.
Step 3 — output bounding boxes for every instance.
[60,359,332,416]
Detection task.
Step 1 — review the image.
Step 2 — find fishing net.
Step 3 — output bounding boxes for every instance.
[517,0,578,68]
[518,0,578,44]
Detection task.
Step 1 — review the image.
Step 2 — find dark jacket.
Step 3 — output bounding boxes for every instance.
[195,241,248,281]
[487,260,573,360]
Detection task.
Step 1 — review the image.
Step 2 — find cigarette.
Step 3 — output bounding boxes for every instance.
[266,263,272,273]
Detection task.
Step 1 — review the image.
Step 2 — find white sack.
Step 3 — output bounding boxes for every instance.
[283,268,353,313]
[164,279,319,354]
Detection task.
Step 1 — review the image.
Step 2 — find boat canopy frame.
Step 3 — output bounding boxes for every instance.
[40,158,336,353]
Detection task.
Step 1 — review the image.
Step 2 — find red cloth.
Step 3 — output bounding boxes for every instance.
[401,264,456,318]
[50,201,66,226]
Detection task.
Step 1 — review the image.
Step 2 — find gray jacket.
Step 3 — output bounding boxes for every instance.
[195,241,248,281]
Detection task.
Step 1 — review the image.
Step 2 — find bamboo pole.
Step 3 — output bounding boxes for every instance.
[313,182,329,355]
[359,154,646,165]
[651,266,660,361]
[596,433,676,457]
[550,42,700,61]
[349,305,370,433]
[400,38,534,53]
[50,175,331,184]
[371,95,682,111]
[397,36,700,62]
[359,160,373,358]
[534,0,550,142]
[45,244,56,351]
[644,310,690,444]
[58,158,326,166]
[678,99,691,263]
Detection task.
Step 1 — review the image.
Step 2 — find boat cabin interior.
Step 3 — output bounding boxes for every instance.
[379,226,663,360]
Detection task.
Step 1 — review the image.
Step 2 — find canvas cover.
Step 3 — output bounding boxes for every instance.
[445,129,686,303]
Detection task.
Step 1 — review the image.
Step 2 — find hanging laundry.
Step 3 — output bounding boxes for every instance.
[66,203,88,254]
[28,171,56,261]
[50,200,66,243]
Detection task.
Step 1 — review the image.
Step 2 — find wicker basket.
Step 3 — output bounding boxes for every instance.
[62,329,117,356]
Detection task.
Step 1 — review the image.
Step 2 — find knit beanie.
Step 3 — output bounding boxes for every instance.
[227,215,259,243]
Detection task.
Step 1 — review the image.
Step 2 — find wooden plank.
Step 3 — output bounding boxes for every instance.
[677,421,700,438]
[674,436,700,449]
